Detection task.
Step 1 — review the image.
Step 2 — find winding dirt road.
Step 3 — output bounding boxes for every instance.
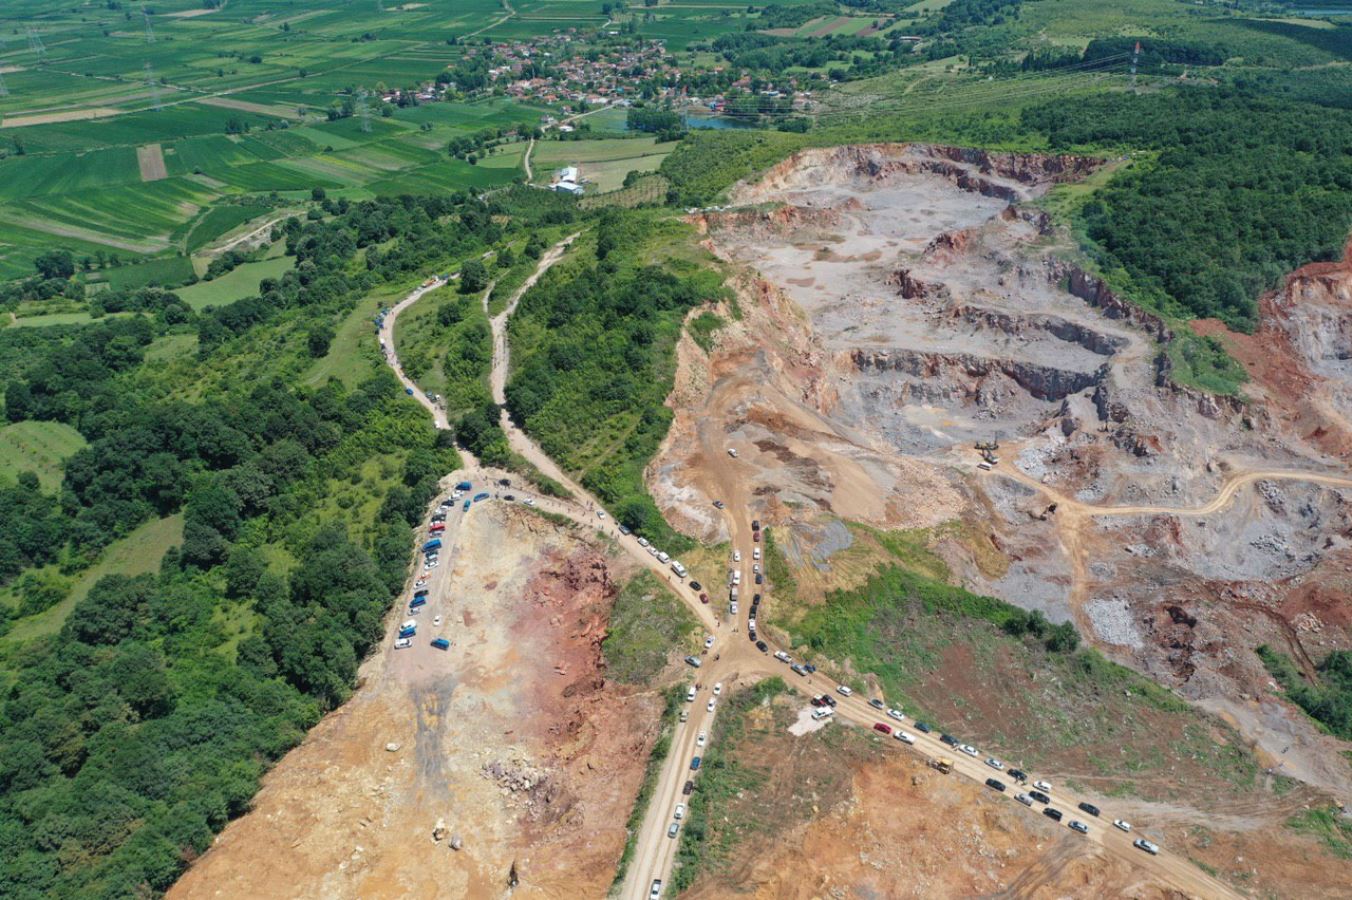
[382,239,1248,900]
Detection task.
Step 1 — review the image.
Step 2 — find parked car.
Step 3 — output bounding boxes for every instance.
[674,804,686,820]
[836,685,853,697]
[696,731,706,748]
[700,593,709,604]
[985,778,1006,792]
[618,524,631,535]
[868,698,886,711]
[1033,780,1052,793]
[1069,820,1089,835]
[1044,807,1063,822]
[753,532,760,542]
[704,635,716,649]
[959,744,979,757]
[690,756,702,771]
[1008,768,1027,783]
[986,758,1004,771]
[733,550,741,562]
[431,637,450,651]
[940,734,959,747]
[774,650,792,663]
[1015,793,1033,807]
[1077,802,1101,818]
[1133,838,1160,855]
[394,638,412,649]
[811,707,833,721]
[821,695,838,708]
[894,731,916,745]
[706,699,716,712]
[887,709,906,722]
[684,655,702,669]
[713,682,722,696]
[873,722,892,736]
[683,781,695,796]
[650,880,662,899]
[914,721,932,733]
[689,581,702,591]
[791,663,809,676]
[667,823,679,839]
[755,574,763,584]
[1114,819,1132,833]
[756,640,768,652]
[1029,790,1050,804]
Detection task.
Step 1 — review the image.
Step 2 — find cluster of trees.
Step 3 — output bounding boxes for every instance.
[626,106,683,134]
[0,187,479,895]
[660,129,807,207]
[1023,88,1352,329]
[505,211,720,547]
[1259,646,1352,740]
[1082,36,1228,71]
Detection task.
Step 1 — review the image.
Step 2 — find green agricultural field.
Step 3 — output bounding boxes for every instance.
[176,254,296,310]
[99,255,197,291]
[0,513,183,647]
[0,421,87,491]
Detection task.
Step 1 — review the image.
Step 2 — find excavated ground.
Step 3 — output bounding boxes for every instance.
[170,504,660,900]
[649,142,1352,893]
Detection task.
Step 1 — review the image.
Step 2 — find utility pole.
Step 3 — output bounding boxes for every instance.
[357,88,372,133]
[145,61,162,111]
[27,27,46,60]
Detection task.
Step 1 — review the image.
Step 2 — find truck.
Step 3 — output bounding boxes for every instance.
[670,561,687,578]
[455,481,472,491]
[422,538,442,553]
[934,758,953,774]
[473,492,490,503]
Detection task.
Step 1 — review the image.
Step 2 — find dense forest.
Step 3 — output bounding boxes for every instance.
[0,194,517,897]
[1023,89,1352,329]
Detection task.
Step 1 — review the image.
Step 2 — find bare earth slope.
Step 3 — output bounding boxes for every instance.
[648,143,1352,893]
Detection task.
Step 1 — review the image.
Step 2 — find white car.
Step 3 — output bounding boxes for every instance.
[1133,838,1160,855]
[774,651,791,663]
[1015,793,1033,806]
[811,707,833,720]
[650,880,663,899]
[394,637,412,649]
[433,615,443,627]
[727,448,737,457]
[894,730,916,744]
[1033,780,1052,793]
[597,510,606,519]
[704,635,715,649]
[696,731,707,747]
[523,497,535,506]
[674,803,686,820]
[1114,819,1132,833]
[638,537,650,548]
[886,708,905,722]
[753,548,761,560]
[733,550,741,562]
[959,744,979,757]
[706,699,716,712]
[713,682,722,696]
[1069,820,1089,835]
[836,684,853,697]
[985,758,1004,770]
[415,579,427,587]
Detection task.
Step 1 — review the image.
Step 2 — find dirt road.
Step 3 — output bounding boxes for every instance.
[380,277,456,430]
[380,235,1247,900]
[619,494,1243,899]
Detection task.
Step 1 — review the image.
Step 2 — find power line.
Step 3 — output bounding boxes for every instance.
[145,61,162,111]
[143,4,156,44]
[357,88,372,133]
[26,27,46,60]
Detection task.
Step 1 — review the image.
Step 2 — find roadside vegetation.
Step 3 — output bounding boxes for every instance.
[770,520,1261,799]
[506,210,728,551]
[670,677,788,891]
[602,571,699,685]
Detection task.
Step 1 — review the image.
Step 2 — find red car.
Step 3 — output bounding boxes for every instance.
[753,532,760,542]
[873,722,892,735]
[699,593,709,604]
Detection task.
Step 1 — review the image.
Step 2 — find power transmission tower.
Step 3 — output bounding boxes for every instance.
[27,27,46,60]
[143,5,156,43]
[145,61,162,111]
[1129,40,1140,92]
[0,38,8,98]
[357,88,372,133]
